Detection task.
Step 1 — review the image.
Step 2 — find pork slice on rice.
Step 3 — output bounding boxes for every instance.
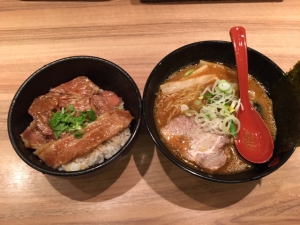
[161,115,229,171]
[21,121,54,149]
[56,94,94,113]
[91,91,122,116]
[34,110,133,169]
[21,76,124,147]
[28,93,60,136]
[50,76,100,95]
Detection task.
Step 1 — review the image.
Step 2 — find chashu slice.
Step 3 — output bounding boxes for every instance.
[34,110,133,168]
[161,115,229,171]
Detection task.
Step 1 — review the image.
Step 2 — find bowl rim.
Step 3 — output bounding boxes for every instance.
[142,40,296,183]
[7,55,142,177]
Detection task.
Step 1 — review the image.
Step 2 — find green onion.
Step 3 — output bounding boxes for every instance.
[180,104,189,112]
[183,69,195,77]
[229,121,238,138]
[185,109,197,117]
[74,131,84,139]
[203,93,214,99]
[217,80,231,92]
[192,79,240,138]
[49,105,97,139]
[194,99,202,107]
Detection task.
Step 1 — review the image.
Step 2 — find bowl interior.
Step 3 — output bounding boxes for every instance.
[143,41,296,183]
[8,56,142,176]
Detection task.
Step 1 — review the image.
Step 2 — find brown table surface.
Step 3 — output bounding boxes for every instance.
[1,0,300,224]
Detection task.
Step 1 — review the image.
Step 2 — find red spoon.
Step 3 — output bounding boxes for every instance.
[230,26,274,163]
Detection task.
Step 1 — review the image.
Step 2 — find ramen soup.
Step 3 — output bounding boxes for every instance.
[154,60,276,175]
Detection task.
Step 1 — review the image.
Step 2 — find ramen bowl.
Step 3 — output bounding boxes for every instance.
[143,40,297,183]
[8,56,142,177]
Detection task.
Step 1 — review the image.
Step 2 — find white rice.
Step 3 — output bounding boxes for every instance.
[58,127,131,171]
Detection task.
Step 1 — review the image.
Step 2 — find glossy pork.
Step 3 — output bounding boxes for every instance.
[20,76,133,169]
[35,110,133,168]
[161,114,229,171]
[21,76,123,148]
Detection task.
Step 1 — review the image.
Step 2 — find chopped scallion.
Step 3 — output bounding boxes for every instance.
[49,105,97,139]
[217,80,231,92]
[183,69,195,77]
[229,121,238,138]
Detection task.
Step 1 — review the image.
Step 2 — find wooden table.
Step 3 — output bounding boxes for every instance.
[1,0,300,224]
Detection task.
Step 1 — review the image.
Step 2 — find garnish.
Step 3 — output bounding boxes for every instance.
[183,69,195,77]
[180,79,241,138]
[49,105,97,139]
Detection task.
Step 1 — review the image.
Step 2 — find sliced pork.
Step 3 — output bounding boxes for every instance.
[161,115,229,171]
[50,76,100,95]
[21,121,55,149]
[20,76,134,171]
[28,93,60,136]
[91,91,122,116]
[21,76,125,146]
[34,110,133,169]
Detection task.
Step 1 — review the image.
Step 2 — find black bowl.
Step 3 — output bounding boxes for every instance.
[143,40,296,183]
[8,56,142,177]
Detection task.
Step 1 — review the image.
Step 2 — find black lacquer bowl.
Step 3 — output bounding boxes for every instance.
[143,41,297,183]
[8,56,142,177]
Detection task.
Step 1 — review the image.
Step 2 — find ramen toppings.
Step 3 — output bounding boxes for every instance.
[155,60,276,174]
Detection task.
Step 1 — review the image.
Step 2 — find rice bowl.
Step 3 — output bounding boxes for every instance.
[8,56,142,177]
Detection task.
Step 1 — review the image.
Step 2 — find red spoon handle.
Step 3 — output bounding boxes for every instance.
[230,26,252,109]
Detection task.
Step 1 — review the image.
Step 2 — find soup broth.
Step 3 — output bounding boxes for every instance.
[154,60,276,175]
